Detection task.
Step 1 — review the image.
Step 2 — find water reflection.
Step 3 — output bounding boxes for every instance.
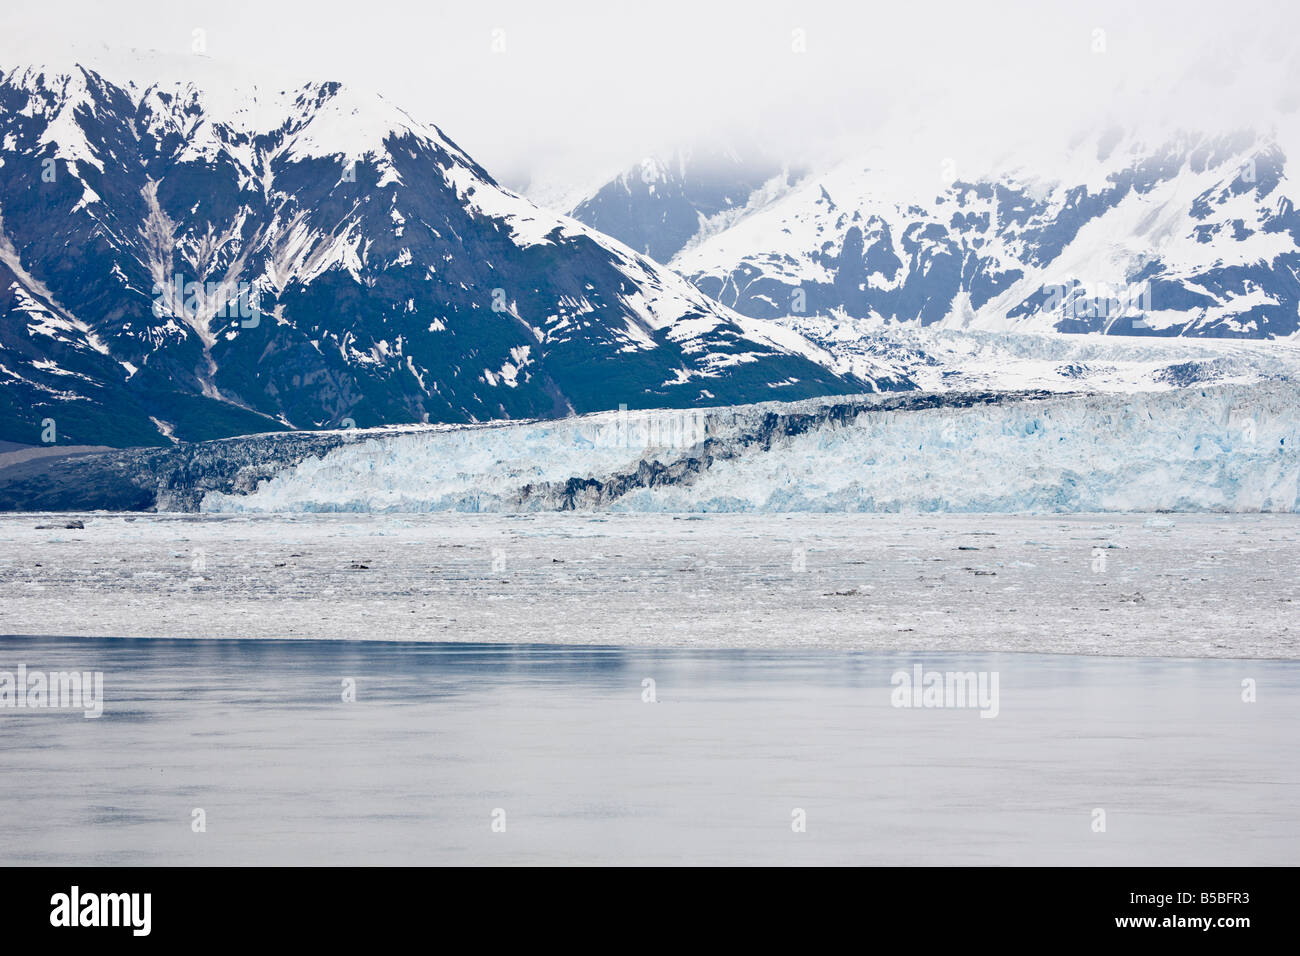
[1,636,1296,865]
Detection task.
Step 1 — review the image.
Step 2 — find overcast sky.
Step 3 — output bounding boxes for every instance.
[2,0,1296,192]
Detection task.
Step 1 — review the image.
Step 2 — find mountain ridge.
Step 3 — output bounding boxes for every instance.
[562,127,1300,340]
[0,63,888,448]
[668,126,1300,339]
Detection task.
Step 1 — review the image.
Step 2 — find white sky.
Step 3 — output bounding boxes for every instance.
[2,0,1296,194]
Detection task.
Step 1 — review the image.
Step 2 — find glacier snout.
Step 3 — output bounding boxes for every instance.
[200,385,1300,514]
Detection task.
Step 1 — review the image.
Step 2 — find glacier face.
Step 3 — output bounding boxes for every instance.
[202,384,1300,514]
[201,413,673,513]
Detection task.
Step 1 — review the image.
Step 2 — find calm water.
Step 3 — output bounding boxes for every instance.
[0,635,1296,865]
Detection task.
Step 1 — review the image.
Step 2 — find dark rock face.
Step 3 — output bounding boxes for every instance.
[0,429,360,511]
[0,67,885,450]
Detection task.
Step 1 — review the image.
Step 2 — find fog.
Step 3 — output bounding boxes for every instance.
[2,0,1296,195]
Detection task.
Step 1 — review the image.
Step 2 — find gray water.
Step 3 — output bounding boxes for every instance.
[0,635,1296,865]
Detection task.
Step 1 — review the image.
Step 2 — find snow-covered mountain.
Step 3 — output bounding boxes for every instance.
[556,142,799,265]
[0,64,887,448]
[669,128,1300,339]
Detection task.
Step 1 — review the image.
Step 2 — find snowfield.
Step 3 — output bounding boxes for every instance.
[776,323,1300,394]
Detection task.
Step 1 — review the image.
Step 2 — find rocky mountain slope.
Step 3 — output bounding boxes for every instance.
[0,65,887,448]
[561,142,797,264]
[575,129,1300,339]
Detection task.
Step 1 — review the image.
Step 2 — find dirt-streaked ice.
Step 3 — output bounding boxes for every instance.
[198,384,1300,514]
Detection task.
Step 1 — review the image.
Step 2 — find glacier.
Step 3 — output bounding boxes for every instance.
[772,322,1300,394]
[201,383,1300,514]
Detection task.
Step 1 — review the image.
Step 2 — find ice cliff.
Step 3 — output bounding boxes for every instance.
[199,384,1300,514]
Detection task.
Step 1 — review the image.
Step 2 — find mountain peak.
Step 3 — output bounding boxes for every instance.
[0,64,877,448]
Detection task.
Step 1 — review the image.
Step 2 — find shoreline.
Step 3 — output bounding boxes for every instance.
[3,632,1299,663]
